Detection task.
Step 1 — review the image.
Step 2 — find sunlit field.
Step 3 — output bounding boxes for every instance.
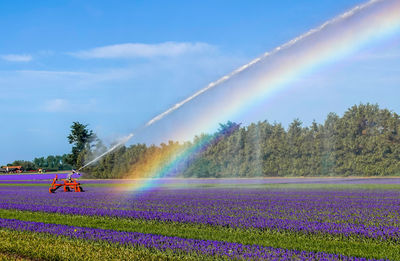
[1,177,399,260]
[2,0,400,260]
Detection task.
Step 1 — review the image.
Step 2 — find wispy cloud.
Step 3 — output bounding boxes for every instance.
[69,42,216,59]
[17,70,91,77]
[1,54,33,62]
[42,98,97,112]
[43,98,69,112]
[12,68,137,87]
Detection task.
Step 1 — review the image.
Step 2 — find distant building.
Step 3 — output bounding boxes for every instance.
[0,166,23,173]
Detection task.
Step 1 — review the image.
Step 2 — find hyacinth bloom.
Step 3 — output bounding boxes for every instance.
[0,173,80,181]
[1,184,400,241]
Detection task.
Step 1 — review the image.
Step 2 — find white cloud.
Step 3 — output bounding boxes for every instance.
[43,98,69,112]
[17,70,91,78]
[12,68,138,87]
[70,42,216,59]
[42,98,97,113]
[1,54,33,62]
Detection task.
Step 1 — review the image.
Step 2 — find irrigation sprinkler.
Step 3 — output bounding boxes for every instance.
[49,170,84,193]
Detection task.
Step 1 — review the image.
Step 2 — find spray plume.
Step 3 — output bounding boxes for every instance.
[79,0,395,171]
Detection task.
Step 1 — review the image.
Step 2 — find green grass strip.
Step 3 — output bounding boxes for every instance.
[0,208,398,260]
[0,228,219,261]
[0,251,31,261]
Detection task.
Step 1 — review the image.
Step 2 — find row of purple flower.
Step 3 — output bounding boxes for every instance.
[1,201,398,241]
[0,218,387,261]
[1,185,400,240]
[0,173,81,181]
[2,176,400,184]
[3,186,399,224]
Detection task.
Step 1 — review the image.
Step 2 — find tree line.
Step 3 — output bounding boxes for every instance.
[83,103,400,178]
[4,156,72,172]
[5,103,400,177]
[2,121,94,172]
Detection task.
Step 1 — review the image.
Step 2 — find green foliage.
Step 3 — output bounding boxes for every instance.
[80,103,400,178]
[33,154,72,171]
[66,122,96,168]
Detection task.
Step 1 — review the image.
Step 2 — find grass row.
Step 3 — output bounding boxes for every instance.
[0,228,215,261]
[0,208,398,260]
[0,251,31,261]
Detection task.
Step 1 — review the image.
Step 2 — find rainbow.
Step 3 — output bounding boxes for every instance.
[118,124,240,193]
[117,0,400,193]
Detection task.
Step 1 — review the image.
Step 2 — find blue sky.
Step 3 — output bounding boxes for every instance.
[1,0,399,164]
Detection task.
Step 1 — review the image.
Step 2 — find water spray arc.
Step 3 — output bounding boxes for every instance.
[79,133,134,171]
[79,0,400,172]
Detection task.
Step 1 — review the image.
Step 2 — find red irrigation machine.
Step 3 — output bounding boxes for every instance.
[49,170,84,193]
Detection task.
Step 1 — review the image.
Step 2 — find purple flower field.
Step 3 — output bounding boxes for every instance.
[1,186,400,240]
[0,172,81,181]
[2,176,400,184]
[1,177,400,260]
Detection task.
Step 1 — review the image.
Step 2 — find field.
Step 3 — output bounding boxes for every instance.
[1,177,400,260]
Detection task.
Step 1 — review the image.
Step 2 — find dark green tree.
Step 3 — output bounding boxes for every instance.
[33,154,72,171]
[66,122,96,168]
